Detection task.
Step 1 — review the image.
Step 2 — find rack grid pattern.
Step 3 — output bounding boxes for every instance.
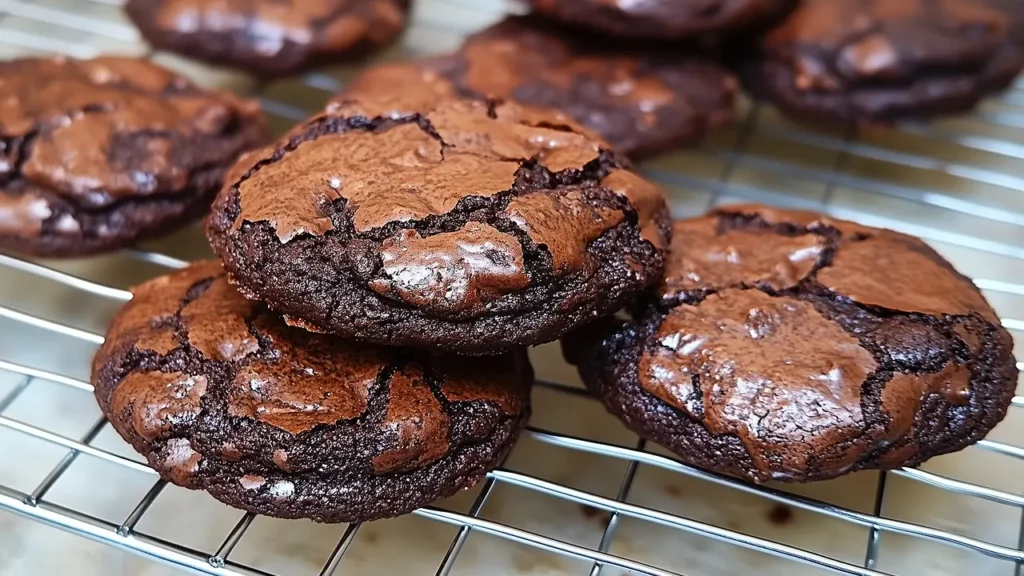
[2,1,1024,575]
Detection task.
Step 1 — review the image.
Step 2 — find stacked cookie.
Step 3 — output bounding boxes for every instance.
[91,261,533,523]
[91,95,671,522]
[76,0,1021,525]
[91,92,1019,522]
[206,98,670,352]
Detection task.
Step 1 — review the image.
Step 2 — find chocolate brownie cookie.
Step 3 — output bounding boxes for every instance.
[528,0,797,39]
[564,205,1017,483]
[92,261,532,522]
[125,0,411,77]
[739,0,1024,125]
[0,56,266,258]
[207,97,670,355]
[332,17,738,159]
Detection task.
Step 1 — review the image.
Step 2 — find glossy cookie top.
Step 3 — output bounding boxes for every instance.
[206,96,669,353]
[229,98,664,276]
[660,205,998,319]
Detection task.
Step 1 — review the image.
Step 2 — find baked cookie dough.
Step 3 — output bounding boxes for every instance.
[92,261,532,522]
[738,0,1024,125]
[565,205,1018,483]
[0,56,266,257]
[207,97,670,354]
[125,0,412,76]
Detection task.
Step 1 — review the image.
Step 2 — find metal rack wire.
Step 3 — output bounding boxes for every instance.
[1,0,1024,575]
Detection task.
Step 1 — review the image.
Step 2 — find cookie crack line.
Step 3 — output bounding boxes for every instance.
[658,279,985,336]
[232,104,620,195]
[228,107,628,244]
[622,338,887,479]
[1,103,116,189]
[3,104,250,210]
[632,322,957,479]
[641,293,980,462]
[121,272,424,435]
[664,212,980,323]
[638,359,895,464]
[0,129,38,190]
[715,210,863,273]
[650,234,982,382]
[340,150,622,244]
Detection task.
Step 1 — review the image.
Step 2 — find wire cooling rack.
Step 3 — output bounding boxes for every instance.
[2,1,1024,575]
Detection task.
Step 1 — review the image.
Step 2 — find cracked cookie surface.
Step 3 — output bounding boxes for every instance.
[125,0,411,77]
[563,205,1017,482]
[738,0,1024,125]
[528,0,797,39]
[92,261,532,522]
[332,16,738,159]
[0,56,266,257]
[206,97,670,354]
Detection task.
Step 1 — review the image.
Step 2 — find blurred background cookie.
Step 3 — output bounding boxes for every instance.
[528,0,797,39]
[738,0,1024,125]
[335,17,738,159]
[0,56,266,258]
[125,0,412,77]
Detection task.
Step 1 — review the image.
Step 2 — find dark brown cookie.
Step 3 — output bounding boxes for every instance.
[0,56,266,258]
[738,0,1024,125]
[564,205,1017,483]
[528,0,796,39]
[331,17,738,159]
[125,0,411,77]
[92,261,532,523]
[206,97,670,355]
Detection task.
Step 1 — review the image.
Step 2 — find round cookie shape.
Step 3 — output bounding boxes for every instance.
[528,0,797,39]
[0,56,266,257]
[739,0,1024,125]
[207,97,670,355]
[565,205,1017,483]
[332,17,738,159]
[125,0,411,77]
[92,261,532,523]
